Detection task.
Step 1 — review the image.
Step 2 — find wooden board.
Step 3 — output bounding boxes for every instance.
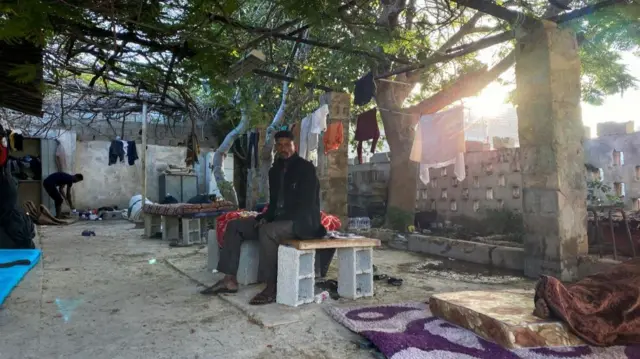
[281,238,381,250]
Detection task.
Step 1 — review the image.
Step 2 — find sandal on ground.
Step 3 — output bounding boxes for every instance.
[249,291,276,305]
[373,274,388,281]
[387,277,404,286]
[200,281,238,295]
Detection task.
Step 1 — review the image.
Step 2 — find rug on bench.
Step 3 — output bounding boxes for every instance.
[143,201,236,216]
[326,302,640,359]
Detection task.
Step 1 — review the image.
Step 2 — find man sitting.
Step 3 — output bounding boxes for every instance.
[43,172,83,218]
[201,130,326,305]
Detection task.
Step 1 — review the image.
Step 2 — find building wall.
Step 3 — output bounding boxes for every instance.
[72,140,235,210]
[584,131,640,209]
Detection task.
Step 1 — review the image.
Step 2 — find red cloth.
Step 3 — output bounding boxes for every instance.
[355,108,380,164]
[534,258,640,346]
[216,207,341,247]
[323,122,344,154]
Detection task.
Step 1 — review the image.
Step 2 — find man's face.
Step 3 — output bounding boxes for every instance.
[275,137,295,159]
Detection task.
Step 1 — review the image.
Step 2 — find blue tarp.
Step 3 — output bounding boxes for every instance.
[0,249,41,306]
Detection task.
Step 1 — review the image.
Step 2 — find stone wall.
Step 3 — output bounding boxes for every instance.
[349,131,640,221]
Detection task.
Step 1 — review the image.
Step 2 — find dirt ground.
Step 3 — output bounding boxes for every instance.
[1,220,535,359]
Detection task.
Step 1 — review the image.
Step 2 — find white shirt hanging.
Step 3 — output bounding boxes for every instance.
[410,106,466,185]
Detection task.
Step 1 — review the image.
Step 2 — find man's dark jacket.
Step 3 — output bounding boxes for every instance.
[256,153,327,239]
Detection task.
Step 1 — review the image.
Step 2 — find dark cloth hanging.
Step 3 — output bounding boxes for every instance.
[10,132,24,151]
[29,156,41,180]
[355,109,380,164]
[248,132,260,168]
[127,141,138,165]
[108,140,125,165]
[0,171,35,249]
[353,72,375,106]
[185,132,200,166]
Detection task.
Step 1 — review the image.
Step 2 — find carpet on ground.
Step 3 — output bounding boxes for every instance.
[326,302,640,359]
[0,249,40,305]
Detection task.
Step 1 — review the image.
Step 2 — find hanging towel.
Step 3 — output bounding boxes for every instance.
[298,115,312,161]
[55,141,67,172]
[185,132,200,166]
[354,108,380,164]
[410,106,466,185]
[354,72,375,106]
[323,122,344,154]
[127,141,138,165]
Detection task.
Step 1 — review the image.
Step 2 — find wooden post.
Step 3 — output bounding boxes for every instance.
[141,102,148,202]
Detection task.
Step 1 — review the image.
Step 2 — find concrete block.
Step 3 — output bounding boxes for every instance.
[144,214,162,238]
[276,245,315,307]
[162,216,180,240]
[490,246,525,271]
[237,240,260,285]
[207,230,219,272]
[181,218,201,245]
[408,235,493,266]
[338,247,374,299]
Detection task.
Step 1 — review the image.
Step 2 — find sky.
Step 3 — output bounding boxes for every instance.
[466,51,640,138]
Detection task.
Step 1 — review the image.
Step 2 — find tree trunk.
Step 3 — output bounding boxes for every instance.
[376,78,419,230]
[211,107,249,206]
[257,82,290,202]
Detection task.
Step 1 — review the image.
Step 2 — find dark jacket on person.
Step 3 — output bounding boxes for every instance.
[256,153,326,239]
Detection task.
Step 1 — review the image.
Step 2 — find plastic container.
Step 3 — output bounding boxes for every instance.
[314,291,330,304]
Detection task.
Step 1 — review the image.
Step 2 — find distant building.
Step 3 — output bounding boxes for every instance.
[596,121,634,137]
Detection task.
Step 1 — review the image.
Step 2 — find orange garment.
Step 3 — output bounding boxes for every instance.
[323,122,343,154]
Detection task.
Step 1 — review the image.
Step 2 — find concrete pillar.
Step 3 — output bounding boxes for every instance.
[317,92,350,226]
[516,21,587,281]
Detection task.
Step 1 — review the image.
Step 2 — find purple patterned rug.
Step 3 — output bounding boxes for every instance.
[327,302,640,359]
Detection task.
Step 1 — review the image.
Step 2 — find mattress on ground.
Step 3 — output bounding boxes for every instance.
[143,201,236,216]
[0,249,41,306]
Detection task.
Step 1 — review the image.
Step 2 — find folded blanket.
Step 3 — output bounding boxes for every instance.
[533,258,640,346]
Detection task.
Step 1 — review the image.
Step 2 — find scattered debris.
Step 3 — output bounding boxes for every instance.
[81,230,96,237]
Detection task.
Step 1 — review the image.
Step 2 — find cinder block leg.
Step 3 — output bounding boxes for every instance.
[144,214,160,238]
[276,245,315,307]
[236,240,260,285]
[338,247,374,299]
[207,230,219,272]
[182,218,201,245]
[162,216,180,241]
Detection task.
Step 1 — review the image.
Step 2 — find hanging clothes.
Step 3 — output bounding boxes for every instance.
[9,132,23,151]
[127,141,138,165]
[410,106,466,185]
[248,131,259,168]
[353,72,375,106]
[323,122,344,154]
[108,141,125,165]
[121,140,129,160]
[298,115,312,160]
[55,140,67,172]
[185,132,200,167]
[299,104,329,166]
[354,108,380,164]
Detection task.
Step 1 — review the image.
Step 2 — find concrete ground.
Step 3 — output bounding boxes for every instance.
[1,221,535,359]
